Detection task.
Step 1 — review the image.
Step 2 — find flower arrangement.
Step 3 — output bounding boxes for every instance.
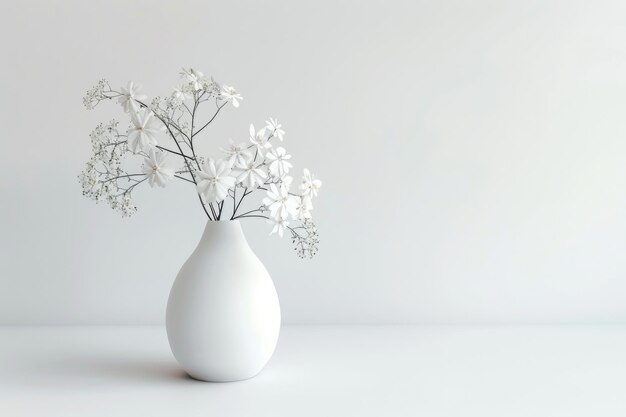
[80,68,321,258]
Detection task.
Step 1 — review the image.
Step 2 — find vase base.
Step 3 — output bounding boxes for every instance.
[185,370,261,383]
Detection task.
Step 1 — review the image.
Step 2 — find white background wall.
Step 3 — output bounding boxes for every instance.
[2,0,626,324]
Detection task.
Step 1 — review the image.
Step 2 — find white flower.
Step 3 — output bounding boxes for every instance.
[221,140,253,168]
[118,81,147,113]
[263,183,299,220]
[127,108,164,153]
[196,158,236,202]
[221,85,243,108]
[233,160,267,188]
[281,175,293,188]
[265,147,293,177]
[142,147,175,188]
[300,168,322,198]
[171,84,190,104]
[267,217,289,238]
[265,118,285,141]
[249,124,272,156]
[293,195,313,220]
[180,68,204,91]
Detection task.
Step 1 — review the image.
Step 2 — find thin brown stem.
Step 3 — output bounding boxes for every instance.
[192,101,228,138]
[174,175,194,184]
[156,145,193,160]
[232,208,263,219]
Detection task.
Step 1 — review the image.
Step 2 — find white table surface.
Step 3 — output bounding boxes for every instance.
[1,325,625,416]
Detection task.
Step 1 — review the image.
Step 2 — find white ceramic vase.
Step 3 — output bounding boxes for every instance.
[166,220,281,382]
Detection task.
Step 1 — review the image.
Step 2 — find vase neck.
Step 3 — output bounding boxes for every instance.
[197,220,248,250]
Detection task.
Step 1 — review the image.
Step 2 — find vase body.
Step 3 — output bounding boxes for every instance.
[166,220,281,382]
